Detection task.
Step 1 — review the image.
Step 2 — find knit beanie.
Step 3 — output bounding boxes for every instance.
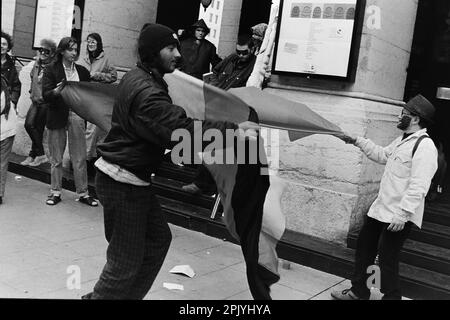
[138,23,179,62]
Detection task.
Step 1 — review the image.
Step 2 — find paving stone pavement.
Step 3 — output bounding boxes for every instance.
[0,173,401,300]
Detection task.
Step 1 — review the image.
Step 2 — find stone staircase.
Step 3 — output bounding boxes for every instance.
[8,153,450,300]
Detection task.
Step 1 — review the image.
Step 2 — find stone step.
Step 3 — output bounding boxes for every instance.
[347,234,450,275]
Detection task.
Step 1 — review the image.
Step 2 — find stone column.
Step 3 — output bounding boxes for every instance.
[265,0,420,244]
[81,0,159,69]
[216,0,243,57]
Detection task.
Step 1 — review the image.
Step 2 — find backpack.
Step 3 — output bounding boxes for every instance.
[413,136,447,198]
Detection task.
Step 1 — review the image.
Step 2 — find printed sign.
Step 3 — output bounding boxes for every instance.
[32,0,84,49]
[273,0,362,80]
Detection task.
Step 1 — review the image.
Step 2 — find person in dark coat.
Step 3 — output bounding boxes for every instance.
[42,37,97,207]
[1,31,21,108]
[182,34,257,195]
[179,19,221,79]
[81,23,259,300]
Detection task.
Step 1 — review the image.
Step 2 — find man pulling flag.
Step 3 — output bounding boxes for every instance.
[62,25,344,300]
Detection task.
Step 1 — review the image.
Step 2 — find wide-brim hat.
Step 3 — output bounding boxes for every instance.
[190,19,210,35]
[404,94,435,123]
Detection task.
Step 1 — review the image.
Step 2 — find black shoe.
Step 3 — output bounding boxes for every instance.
[81,292,93,299]
[46,194,61,206]
[331,288,364,300]
[78,196,98,207]
[0,196,2,204]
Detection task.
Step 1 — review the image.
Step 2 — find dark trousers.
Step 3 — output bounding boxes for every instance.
[351,216,412,300]
[24,103,47,158]
[194,164,216,192]
[91,170,172,299]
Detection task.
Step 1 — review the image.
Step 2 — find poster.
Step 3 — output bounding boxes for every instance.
[33,0,84,49]
[273,0,358,78]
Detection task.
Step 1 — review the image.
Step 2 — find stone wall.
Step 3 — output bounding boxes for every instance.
[80,0,158,69]
[263,0,420,244]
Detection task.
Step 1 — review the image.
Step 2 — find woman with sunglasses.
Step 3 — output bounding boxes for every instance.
[21,39,57,167]
[78,33,117,175]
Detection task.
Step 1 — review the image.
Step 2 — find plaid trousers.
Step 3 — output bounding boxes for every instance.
[91,170,172,299]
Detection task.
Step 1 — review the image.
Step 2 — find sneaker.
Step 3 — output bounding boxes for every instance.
[182,183,202,195]
[29,155,48,167]
[331,288,363,300]
[20,156,35,166]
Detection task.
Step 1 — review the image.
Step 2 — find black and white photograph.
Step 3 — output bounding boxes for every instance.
[0,0,449,308]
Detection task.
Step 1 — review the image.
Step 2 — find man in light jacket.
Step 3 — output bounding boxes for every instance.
[332,94,438,300]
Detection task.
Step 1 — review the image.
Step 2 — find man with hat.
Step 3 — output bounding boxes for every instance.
[179,19,221,80]
[82,23,259,300]
[332,94,438,300]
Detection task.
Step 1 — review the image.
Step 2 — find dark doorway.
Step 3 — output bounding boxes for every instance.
[405,0,450,188]
[156,0,200,33]
[238,0,272,35]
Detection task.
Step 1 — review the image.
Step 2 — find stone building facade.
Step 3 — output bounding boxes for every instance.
[2,0,448,246]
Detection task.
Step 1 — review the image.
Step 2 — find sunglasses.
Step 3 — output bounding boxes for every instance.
[38,48,51,55]
[236,49,249,56]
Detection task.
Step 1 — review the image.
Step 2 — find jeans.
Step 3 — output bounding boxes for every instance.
[24,102,47,158]
[86,121,107,161]
[47,111,88,196]
[351,216,412,300]
[0,136,15,198]
[91,170,172,299]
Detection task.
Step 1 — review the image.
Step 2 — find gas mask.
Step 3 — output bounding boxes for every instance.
[397,114,412,130]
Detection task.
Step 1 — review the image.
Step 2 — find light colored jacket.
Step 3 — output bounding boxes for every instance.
[356,129,438,228]
[78,51,117,83]
[1,90,17,141]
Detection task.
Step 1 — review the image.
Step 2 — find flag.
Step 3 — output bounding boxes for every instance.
[61,70,343,300]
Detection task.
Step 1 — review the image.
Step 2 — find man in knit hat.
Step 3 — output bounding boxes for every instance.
[82,23,259,299]
[332,94,438,300]
[179,19,221,80]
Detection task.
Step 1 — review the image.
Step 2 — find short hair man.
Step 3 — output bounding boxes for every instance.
[179,19,221,79]
[207,34,257,90]
[83,23,259,299]
[332,94,438,300]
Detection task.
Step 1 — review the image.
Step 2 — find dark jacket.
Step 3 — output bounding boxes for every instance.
[179,19,221,79]
[208,54,256,90]
[42,61,90,129]
[1,54,21,105]
[179,38,221,79]
[30,58,53,105]
[97,63,238,182]
[0,75,12,118]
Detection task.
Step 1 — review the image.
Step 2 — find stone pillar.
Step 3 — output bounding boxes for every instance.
[81,0,159,69]
[217,0,243,57]
[265,0,420,244]
[1,0,17,36]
